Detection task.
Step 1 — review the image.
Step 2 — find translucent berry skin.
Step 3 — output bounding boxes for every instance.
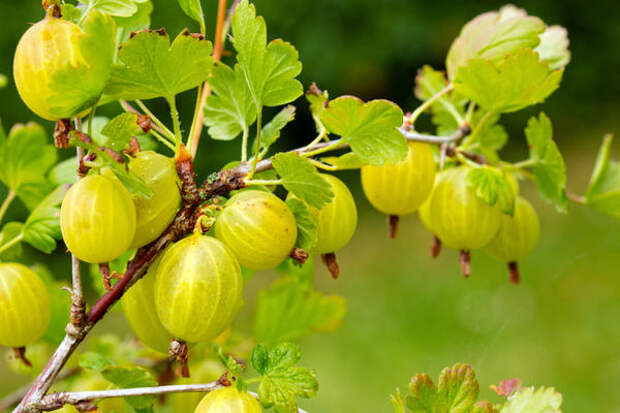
[307,174,357,254]
[121,256,173,354]
[417,183,436,233]
[0,263,50,348]
[13,14,114,121]
[486,196,540,262]
[154,234,243,343]
[215,190,297,270]
[129,151,181,248]
[361,141,436,215]
[428,166,502,250]
[195,387,262,413]
[60,174,136,263]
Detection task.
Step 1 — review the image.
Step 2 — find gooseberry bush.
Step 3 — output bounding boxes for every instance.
[0,1,618,412]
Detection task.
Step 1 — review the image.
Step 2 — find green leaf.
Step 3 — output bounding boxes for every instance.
[101,113,143,152]
[306,84,329,134]
[285,198,318,251]
[101,366,157,410]
[177,0,205,31]
[204,63,257,141]
[465,111,508,163]
[524,113,567,212]
[231,0,303,108]
[0,74,7,89]
[272,152,333,209]
[34,264,72,346]
[61,4,83,24]
[321,152,368,170]
[453,49,563,114]
[114,1,153,47]
[276,257,315,288]
[49,157,78,185]
[585,135,620,219]
[84,0,140,17]
[473,401,500,413]
[466,166,515,214]
[254,276,346,346]
[23,185,69,254]
[0,222,24,261]
[0,123,57,194]
[414,66,466,129]
[406,364,480,413]
[258,105,296,153]
[446,5,545,79]
[17,181,57,212]
[254,343,319,413]
[49,10,116,118]
[79,352,115,371]
[320,96,407,166]
[500,387,562,413]
[105,29,214,100]
[535,26,571,70]
[391,389,407,413]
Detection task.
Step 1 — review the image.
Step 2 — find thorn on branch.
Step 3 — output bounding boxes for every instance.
[12,347,32,368]
[290,248,309,264]
[169,339,190,378]
[99,263,121,291]
[459,250,471,278]
[430,235,442,258]
[388,215,399,239]
[508,261,520,284]
[321,253,340,279]
[54,120,73,149]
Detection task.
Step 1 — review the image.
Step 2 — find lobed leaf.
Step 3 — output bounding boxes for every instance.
[466,166,515,214]
[105,29,214,100]
[101,366,158,410]
[500,386,562,413]
[0,222,24,261]
[272,152,334,209]
[321,152,368,170]
[101,113,143,152]
[23,185,69,253]
[177,0,205,31]
[258,105,296,153]
[285,198,318,251]
[453,49,563,114]
[585,135,620,219]
[524,113,567,212]
[320,96,407,166]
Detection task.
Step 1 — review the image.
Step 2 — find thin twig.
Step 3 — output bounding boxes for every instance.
[0,369,79,412]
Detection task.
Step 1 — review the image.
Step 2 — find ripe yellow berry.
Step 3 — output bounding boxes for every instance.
[60,174,136,263]
[215,190,297,270]
[129,151,181,248]
[0,263,50,348]
[154,234,243,343]
[195,387,262,413]
[361,141,436,216]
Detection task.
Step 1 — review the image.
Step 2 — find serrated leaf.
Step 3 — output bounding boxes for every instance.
[61,4,82,23]
[254,276,346,346]
[231,0,303,109]
[414,66,466,127]
[321,152,368,170]
[0,123,57,194]
[79,352,114,371]
[306,85,329,134]
[272,152,333,209]
[177,0,205,31]
[258,105,296,153]
[49,11,116,118]
[446,5,545,79]
[23,185,69,253]
[465,111,508,163]
[251,344,270,375]
[453,49,563,114]
[254,343,318,413]
[114,1,153,47]
[101,113,143,152]
[525,113,567,212]
[536,26,571,70]
[500,387,562,413]
[204,63,257,141]
[285,198,318,251]
[585,135,620,219]
[101,366,157,410]
[391,389,407,413]
[0,222,24,261]
[407,374,437,412]
[105,29,214,100]
[467,166,515,214]
[320,96,407,166]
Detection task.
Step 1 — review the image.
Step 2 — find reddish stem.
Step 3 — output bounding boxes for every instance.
[321,253,340,279]
[459,250,471,278]
[430,235,442,258]
[169,339,190,378]
[388,215,399,239]
[13,347,32,368]
[508,261,520,284]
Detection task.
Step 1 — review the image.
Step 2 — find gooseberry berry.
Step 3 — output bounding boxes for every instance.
[195,387,262,413]
[361,141,435,236]
[128,151,181,248]
[60,174,136,263]
[0,263,50,349]
[486,196,540,283]
[121,256,173,354]
[428,166,502,276]
[13,12,114,120]
[154,234,243,344]
[215,190,297,271]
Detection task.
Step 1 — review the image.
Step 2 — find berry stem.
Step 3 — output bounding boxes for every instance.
[321,253,340,279]
[508,261,520,284]
[389,215,399,239]
[12,347,31,368]
[459,250,471,278]
[430,235,442,259]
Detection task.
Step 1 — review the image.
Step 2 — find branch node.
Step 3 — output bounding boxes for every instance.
[54,120,73,149]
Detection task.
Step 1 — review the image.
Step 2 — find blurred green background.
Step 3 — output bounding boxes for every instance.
[1,1,619,412]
